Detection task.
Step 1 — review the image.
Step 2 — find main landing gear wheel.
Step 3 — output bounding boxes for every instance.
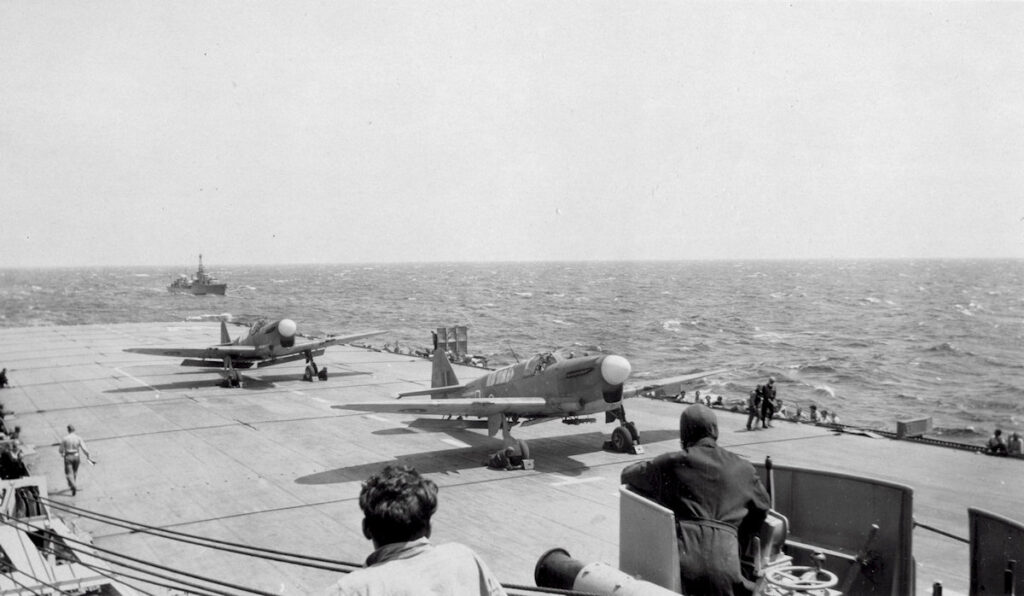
[763,565,839,595]
[625,421,639,443]
[317,367,328,381]
[611,426,632,453]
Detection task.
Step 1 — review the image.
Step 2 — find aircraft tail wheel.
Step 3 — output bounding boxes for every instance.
[763,565,839,594]
[611,426,632,453]
[318,368,328,381]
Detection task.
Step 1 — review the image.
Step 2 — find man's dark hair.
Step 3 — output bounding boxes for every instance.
[360,465,438,545]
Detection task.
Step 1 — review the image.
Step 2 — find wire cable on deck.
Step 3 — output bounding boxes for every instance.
[69,559,159,596]
[1,560,73,596]
[0,516,279,596]
[35,494,361,573]
[71,554,233,596]
[913,519,969,544]
[2,570,53,596]
[33,496,625,596]
[32,541,164,596]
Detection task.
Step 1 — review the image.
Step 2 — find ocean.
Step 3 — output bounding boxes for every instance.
[2,260,1021,445]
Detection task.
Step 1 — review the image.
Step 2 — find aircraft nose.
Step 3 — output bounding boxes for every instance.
[277,319,297,339]
[601,355,632,385]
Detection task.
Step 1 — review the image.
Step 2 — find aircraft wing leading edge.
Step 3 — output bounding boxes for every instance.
[397,384,467,398]
[321,330,389,347]
[123,346,260,358]
[623,368,730,398]
[124,330,386,362]
[334,397,549,418]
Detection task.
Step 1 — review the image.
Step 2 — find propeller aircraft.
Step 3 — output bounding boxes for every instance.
[124,319,386,387]
[334,345,726,456]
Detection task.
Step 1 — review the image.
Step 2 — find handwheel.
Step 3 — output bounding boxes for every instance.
[764,565,839,593]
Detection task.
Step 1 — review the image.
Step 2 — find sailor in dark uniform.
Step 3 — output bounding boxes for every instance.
[759,377,777,428]
[621,405,770,595]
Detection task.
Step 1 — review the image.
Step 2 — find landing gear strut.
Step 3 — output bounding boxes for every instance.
[302,352,328,382]
[484,415,535,471]
[221,359,242,388]
[605,407,642,454]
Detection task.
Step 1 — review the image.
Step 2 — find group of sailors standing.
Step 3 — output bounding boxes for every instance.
[743,377,839,430]
[745,377,778,430]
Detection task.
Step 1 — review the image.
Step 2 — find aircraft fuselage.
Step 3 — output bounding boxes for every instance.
[457,353,632,418]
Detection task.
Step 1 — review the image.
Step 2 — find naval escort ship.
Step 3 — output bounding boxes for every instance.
[167,254,226,295]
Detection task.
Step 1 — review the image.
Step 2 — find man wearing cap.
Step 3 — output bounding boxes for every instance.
[621,405,771,595]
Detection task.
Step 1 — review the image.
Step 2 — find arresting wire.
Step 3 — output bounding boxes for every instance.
[68,559,159,596]
[33,496,607,596]
[0,554,72,596]
[35,494,359,572]
[30,539,160,596]
[0,516,278,596]
[2,570,52,596]
[72,554,233,596]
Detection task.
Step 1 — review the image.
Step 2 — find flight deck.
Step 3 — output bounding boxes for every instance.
[0,322,1020,594]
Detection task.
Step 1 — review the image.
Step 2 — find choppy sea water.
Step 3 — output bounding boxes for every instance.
[2,260,1022,444]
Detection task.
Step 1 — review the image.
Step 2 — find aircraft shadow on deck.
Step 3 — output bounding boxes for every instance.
[105,370,371,393]
[294,428,680,485]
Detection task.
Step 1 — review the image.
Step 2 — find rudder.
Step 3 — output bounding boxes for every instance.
[431,347,459,389]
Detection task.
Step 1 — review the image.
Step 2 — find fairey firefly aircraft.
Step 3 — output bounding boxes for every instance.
[125,319,387,387]
[335,346,726,454]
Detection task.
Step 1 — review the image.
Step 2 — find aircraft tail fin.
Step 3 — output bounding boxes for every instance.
[220,321,231,345]
[432,346,459,389]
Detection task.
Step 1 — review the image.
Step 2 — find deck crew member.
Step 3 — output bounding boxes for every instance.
[0,368,8,388]
[1008,432,1023,456]
[759,377,777,428]
[325,464,507,596]
[986,429,1008,456]
[59,424,95,496]
[745,389,761,430]
[0,443,27,480]
[621,405,771,596]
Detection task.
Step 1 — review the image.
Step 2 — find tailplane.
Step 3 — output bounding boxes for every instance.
[220,321,231,345]
[432,346,459,388]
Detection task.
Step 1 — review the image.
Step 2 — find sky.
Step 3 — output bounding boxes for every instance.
[2,1,1023,267]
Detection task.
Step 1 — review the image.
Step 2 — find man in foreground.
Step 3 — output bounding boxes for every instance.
[325,464,507,595]
[621,405,771,595]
